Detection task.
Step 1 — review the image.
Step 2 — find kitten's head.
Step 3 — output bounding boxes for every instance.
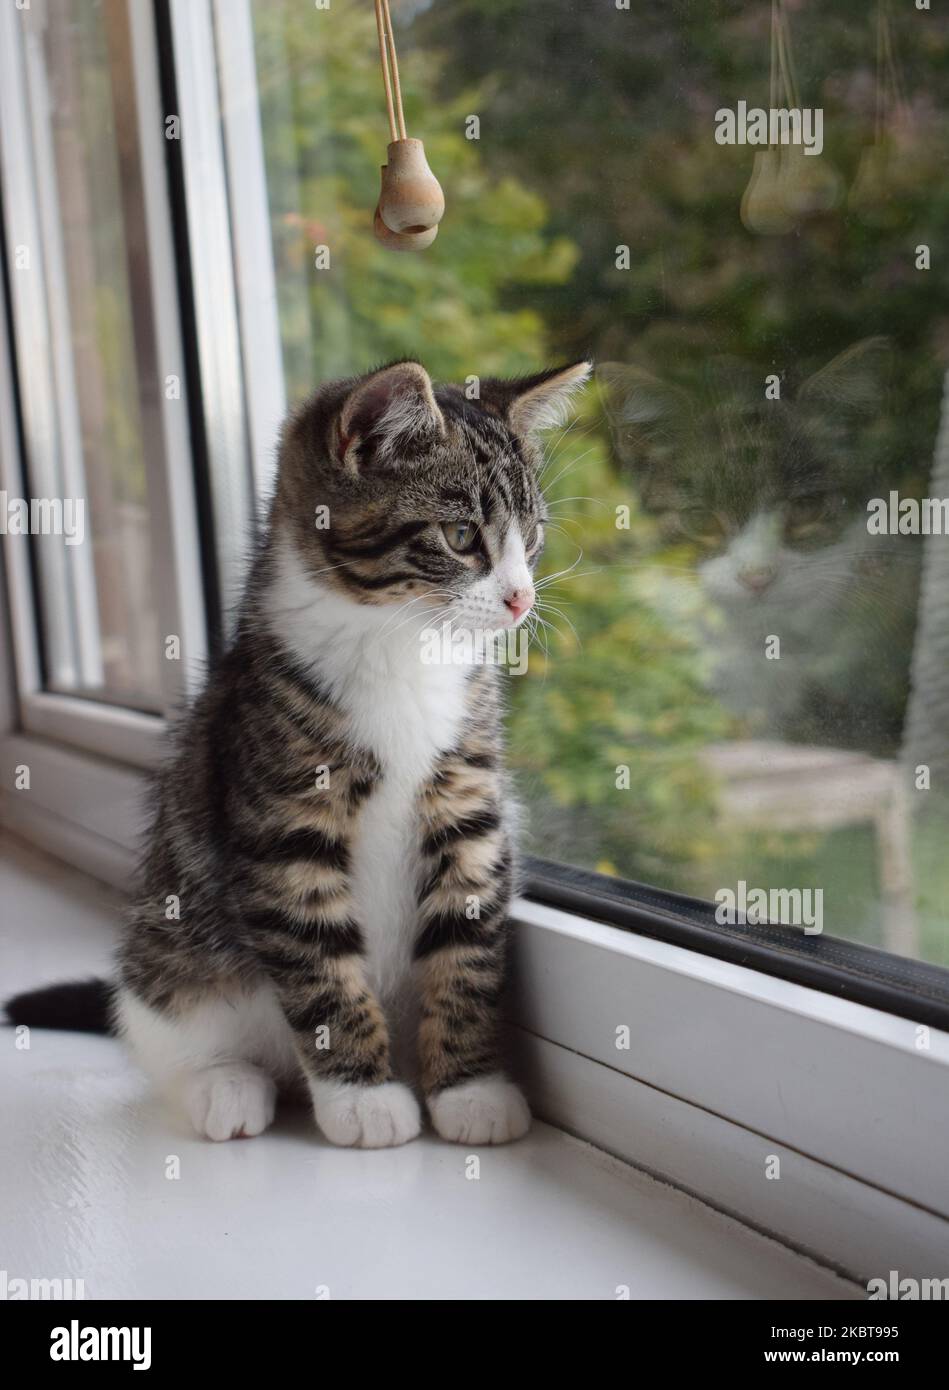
[274,359,591,632]
[599,340,892,620]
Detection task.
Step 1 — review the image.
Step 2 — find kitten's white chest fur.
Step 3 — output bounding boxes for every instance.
[267,541,470,1002]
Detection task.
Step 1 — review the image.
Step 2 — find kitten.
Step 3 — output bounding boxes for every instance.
[600,341,920,752]
[7,359,591,1147]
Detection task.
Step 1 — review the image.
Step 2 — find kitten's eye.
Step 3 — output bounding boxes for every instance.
[441,520,480,553]
[526,524,544,556]
[785,497,830,543]
[675,508,727,546]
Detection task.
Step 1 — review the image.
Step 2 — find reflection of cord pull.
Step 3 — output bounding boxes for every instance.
[373,0,444,251]
[850,0,911,227]
[742,0,839,234]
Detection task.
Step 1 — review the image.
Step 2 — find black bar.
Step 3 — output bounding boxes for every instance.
[2,1297,945,1365]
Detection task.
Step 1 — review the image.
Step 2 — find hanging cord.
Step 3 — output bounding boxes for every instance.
[775,0,801,115]
[375,0,407,143]
[880,0,909,130]
[769,0,778,115]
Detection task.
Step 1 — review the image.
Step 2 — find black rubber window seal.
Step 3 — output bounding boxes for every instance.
[524,857,949,1032]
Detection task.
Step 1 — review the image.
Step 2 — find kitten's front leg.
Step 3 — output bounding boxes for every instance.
[254,918,420,1148]
[419,948,531,1145]
[415,776,531,1145]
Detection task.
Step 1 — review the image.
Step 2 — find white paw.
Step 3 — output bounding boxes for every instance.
[182,1063,277,1141]
[310,1079,421,1148]
[428,1075,531,1145]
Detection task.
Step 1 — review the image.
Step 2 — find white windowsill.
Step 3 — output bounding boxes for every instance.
[0,836,857,1300]
[508,898,949,1279]
[3,731,948,1287]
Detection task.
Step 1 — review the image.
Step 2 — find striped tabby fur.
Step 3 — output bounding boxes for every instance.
[115,359,591,1146]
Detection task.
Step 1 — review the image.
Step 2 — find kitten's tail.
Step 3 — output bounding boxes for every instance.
[4,978,116,1035]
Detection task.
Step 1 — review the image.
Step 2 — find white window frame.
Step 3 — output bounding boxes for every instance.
[163,0,286,623]
[1,0,947,1293]
[0,0,207,772]
[507,899,949,1282]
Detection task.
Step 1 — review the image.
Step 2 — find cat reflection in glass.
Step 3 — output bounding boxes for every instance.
[600,339,920,754]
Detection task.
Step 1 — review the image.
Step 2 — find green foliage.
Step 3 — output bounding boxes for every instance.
[506,391,736,884]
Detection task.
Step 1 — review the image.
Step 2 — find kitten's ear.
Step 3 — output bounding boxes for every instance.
[334,361,444,470]
[799,337,892,411]
[483,361,592,436]
[597,361,694,472]
[598,361,686,427]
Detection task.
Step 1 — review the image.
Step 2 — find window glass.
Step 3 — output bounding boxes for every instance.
[250,0,949,966]
[16,0,163,710]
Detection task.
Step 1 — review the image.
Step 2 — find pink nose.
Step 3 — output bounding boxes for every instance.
[505,588,534,619]
[738,566,776,596]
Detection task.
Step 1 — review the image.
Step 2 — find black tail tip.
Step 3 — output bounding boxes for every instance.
[4,978,115,1035]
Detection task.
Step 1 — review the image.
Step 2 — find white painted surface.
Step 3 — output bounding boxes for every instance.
[514,1029,949,1282]
[510,900,949,1216]
[513,897,949,1056]
[0,837,857,1300]
[211,0,287,502]
[0,732,147,888]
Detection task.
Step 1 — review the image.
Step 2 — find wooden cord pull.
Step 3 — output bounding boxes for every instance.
[379,139,444,234]
[373,0,444,250]
[374,169,438,251]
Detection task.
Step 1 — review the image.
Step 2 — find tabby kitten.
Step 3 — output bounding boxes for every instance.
[10,359,590,1148]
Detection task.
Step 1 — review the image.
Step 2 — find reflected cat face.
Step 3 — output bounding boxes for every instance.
[600,339,892,624]
[672,501,873,625]
[599,339,919,748]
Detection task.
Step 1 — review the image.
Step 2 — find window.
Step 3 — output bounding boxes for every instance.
[242,2,949,975]
[0,0,205,763]
[3,0,949,995]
